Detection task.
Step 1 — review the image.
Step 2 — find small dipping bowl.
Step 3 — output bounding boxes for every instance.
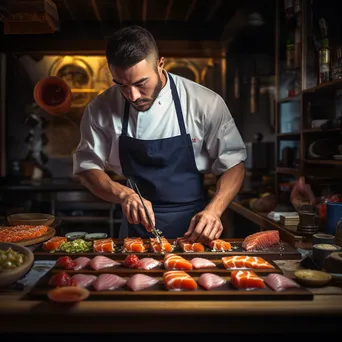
[65,232,87,241]
[48,286,90,304]
[294,269,332,287]
[84,233,108,241]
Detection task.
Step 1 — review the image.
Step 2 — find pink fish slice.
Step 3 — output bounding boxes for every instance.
[71,274,97,288]
[73,257,91,271]
[198,273,226,290]
[93,274,127,291]
[89,255,121,271]
[190,257,216,269]
[138,258,162,270]
[127,274,159,291]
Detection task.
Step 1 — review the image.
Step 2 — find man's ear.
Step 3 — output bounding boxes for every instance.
[157,57,164,73]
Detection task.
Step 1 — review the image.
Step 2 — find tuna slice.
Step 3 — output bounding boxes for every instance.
[71,274,97,288]
[73,257,91,271]
[190,257,216,269]
[242,230,280,251]
[89,255,121,271]
[126,274,159,291]
[93,274,127,291]
[264,273,300,292]
[138,258,162,270]
[198,273,226,290]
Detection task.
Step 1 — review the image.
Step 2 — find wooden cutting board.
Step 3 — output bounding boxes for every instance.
[33,238,301,260]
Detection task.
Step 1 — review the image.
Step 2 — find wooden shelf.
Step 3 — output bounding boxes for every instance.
[276,167,299,175]
[304,159,342,165]
[302,79,342,93]
[302,128,341,133]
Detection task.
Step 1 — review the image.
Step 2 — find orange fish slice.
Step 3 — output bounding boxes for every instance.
[123,237,147,253]
[150,237,173,253]
[222,256,274,269]
[164,270,197,291]
[242,230,280,251]
[164,253,193,270]
[43,236,67,251]
[93,238,115,253]
[231,270,265,289]
[208,239,232,251]
[178,241,205,253]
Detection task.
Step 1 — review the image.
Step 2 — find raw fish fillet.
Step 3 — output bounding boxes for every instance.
[163,271,197,291]
[198,273,226,290]
[48,272,77,287]
[93,238,115,253]
[138,258,162,270]
[208,239,232,251]
[178,240,205,252]
[264,273,300,292]
[150,237,173,253]
[71,274,97,288]
[55,256,75,269]
[89,255,121,271]
[190,257,216,269]
[242,230,280,251]
[222,256,274,269]
[93,274,127,291]
[43,236,67,252]
[231,270,265,289]
[126,274,159,291]
[164,253,193,270]
[123,237,147,252]
[73,257,91,271]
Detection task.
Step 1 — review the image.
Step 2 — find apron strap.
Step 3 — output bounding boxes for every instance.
[168,74,187,136]
[122,100,130,136]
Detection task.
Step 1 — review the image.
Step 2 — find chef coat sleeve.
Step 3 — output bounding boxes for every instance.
[204,94,247,175]
[73,103,108,175]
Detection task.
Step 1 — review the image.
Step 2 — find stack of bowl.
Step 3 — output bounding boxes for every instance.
[7,213,55,226]
[297,211,319,236]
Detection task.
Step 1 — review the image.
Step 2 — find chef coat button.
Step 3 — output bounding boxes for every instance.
[158,101,161,105]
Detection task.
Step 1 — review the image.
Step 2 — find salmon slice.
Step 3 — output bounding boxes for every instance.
[178,240,205,252]
[242,230,280,251]
[93,238,115,253]
[164,253,193,270]
[222,256,274,269]
[231,270,265,289]
[43,236,67,251]
[0,225,49,243]
[208,239,232,251]
[123,237,147,253]
[150,237,173,253]
[164,270,197,291]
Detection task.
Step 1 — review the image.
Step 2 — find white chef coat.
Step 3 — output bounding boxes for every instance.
[73,71,246,176]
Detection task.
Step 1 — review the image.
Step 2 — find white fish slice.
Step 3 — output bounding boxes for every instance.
[264,273,300,292]
[190,257,216,269]
[93,274,127,291]
[127,274,159,291]
[138,258,162,270]
[71,274,97,288]
[198,273,226,290]
[73,257,91,271]
[89,255,121,271]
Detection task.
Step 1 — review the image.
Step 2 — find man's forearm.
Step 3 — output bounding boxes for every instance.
[76,169,134,204]
[205,162,245,217]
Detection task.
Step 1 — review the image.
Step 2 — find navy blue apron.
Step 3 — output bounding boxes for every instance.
[118,74,206,238]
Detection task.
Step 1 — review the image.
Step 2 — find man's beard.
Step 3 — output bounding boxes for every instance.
[131,73,163,112]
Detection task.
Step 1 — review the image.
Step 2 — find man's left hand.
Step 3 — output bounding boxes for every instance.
[183,210,223,243]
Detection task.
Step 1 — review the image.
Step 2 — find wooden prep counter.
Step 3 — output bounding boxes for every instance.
[1,292,342,334]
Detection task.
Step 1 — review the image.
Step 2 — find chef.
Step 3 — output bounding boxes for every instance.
[73,25,247,243]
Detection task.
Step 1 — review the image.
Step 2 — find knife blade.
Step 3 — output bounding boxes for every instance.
[127,179,163,247]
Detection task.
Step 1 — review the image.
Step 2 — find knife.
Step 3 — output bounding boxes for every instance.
[127,179,163,247]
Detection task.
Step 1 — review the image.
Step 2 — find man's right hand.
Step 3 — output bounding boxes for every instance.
[120,192,155,232]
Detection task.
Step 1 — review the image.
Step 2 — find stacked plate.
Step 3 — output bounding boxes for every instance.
[297,211,319,236]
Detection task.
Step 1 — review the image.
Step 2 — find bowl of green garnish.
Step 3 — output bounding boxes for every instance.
[0,242,34,288]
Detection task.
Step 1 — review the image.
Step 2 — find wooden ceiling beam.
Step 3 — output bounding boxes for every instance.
[184,0,197,21]
[165,0,173,23]
[207,0,221,21]
[91,0,102,22]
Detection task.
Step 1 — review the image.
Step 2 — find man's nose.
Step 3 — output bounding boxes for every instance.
[128,86,141,102]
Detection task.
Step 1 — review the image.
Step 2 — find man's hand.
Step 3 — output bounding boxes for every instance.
[121,193,155,232]
[290,176,316,210]
[183,210,223,243]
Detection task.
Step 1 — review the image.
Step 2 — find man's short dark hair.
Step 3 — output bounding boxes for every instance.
[106,25,159,69]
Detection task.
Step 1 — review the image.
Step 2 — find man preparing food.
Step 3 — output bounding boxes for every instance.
[73,25,246,243]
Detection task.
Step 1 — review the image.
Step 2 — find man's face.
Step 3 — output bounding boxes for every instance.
[110,57,164,112]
